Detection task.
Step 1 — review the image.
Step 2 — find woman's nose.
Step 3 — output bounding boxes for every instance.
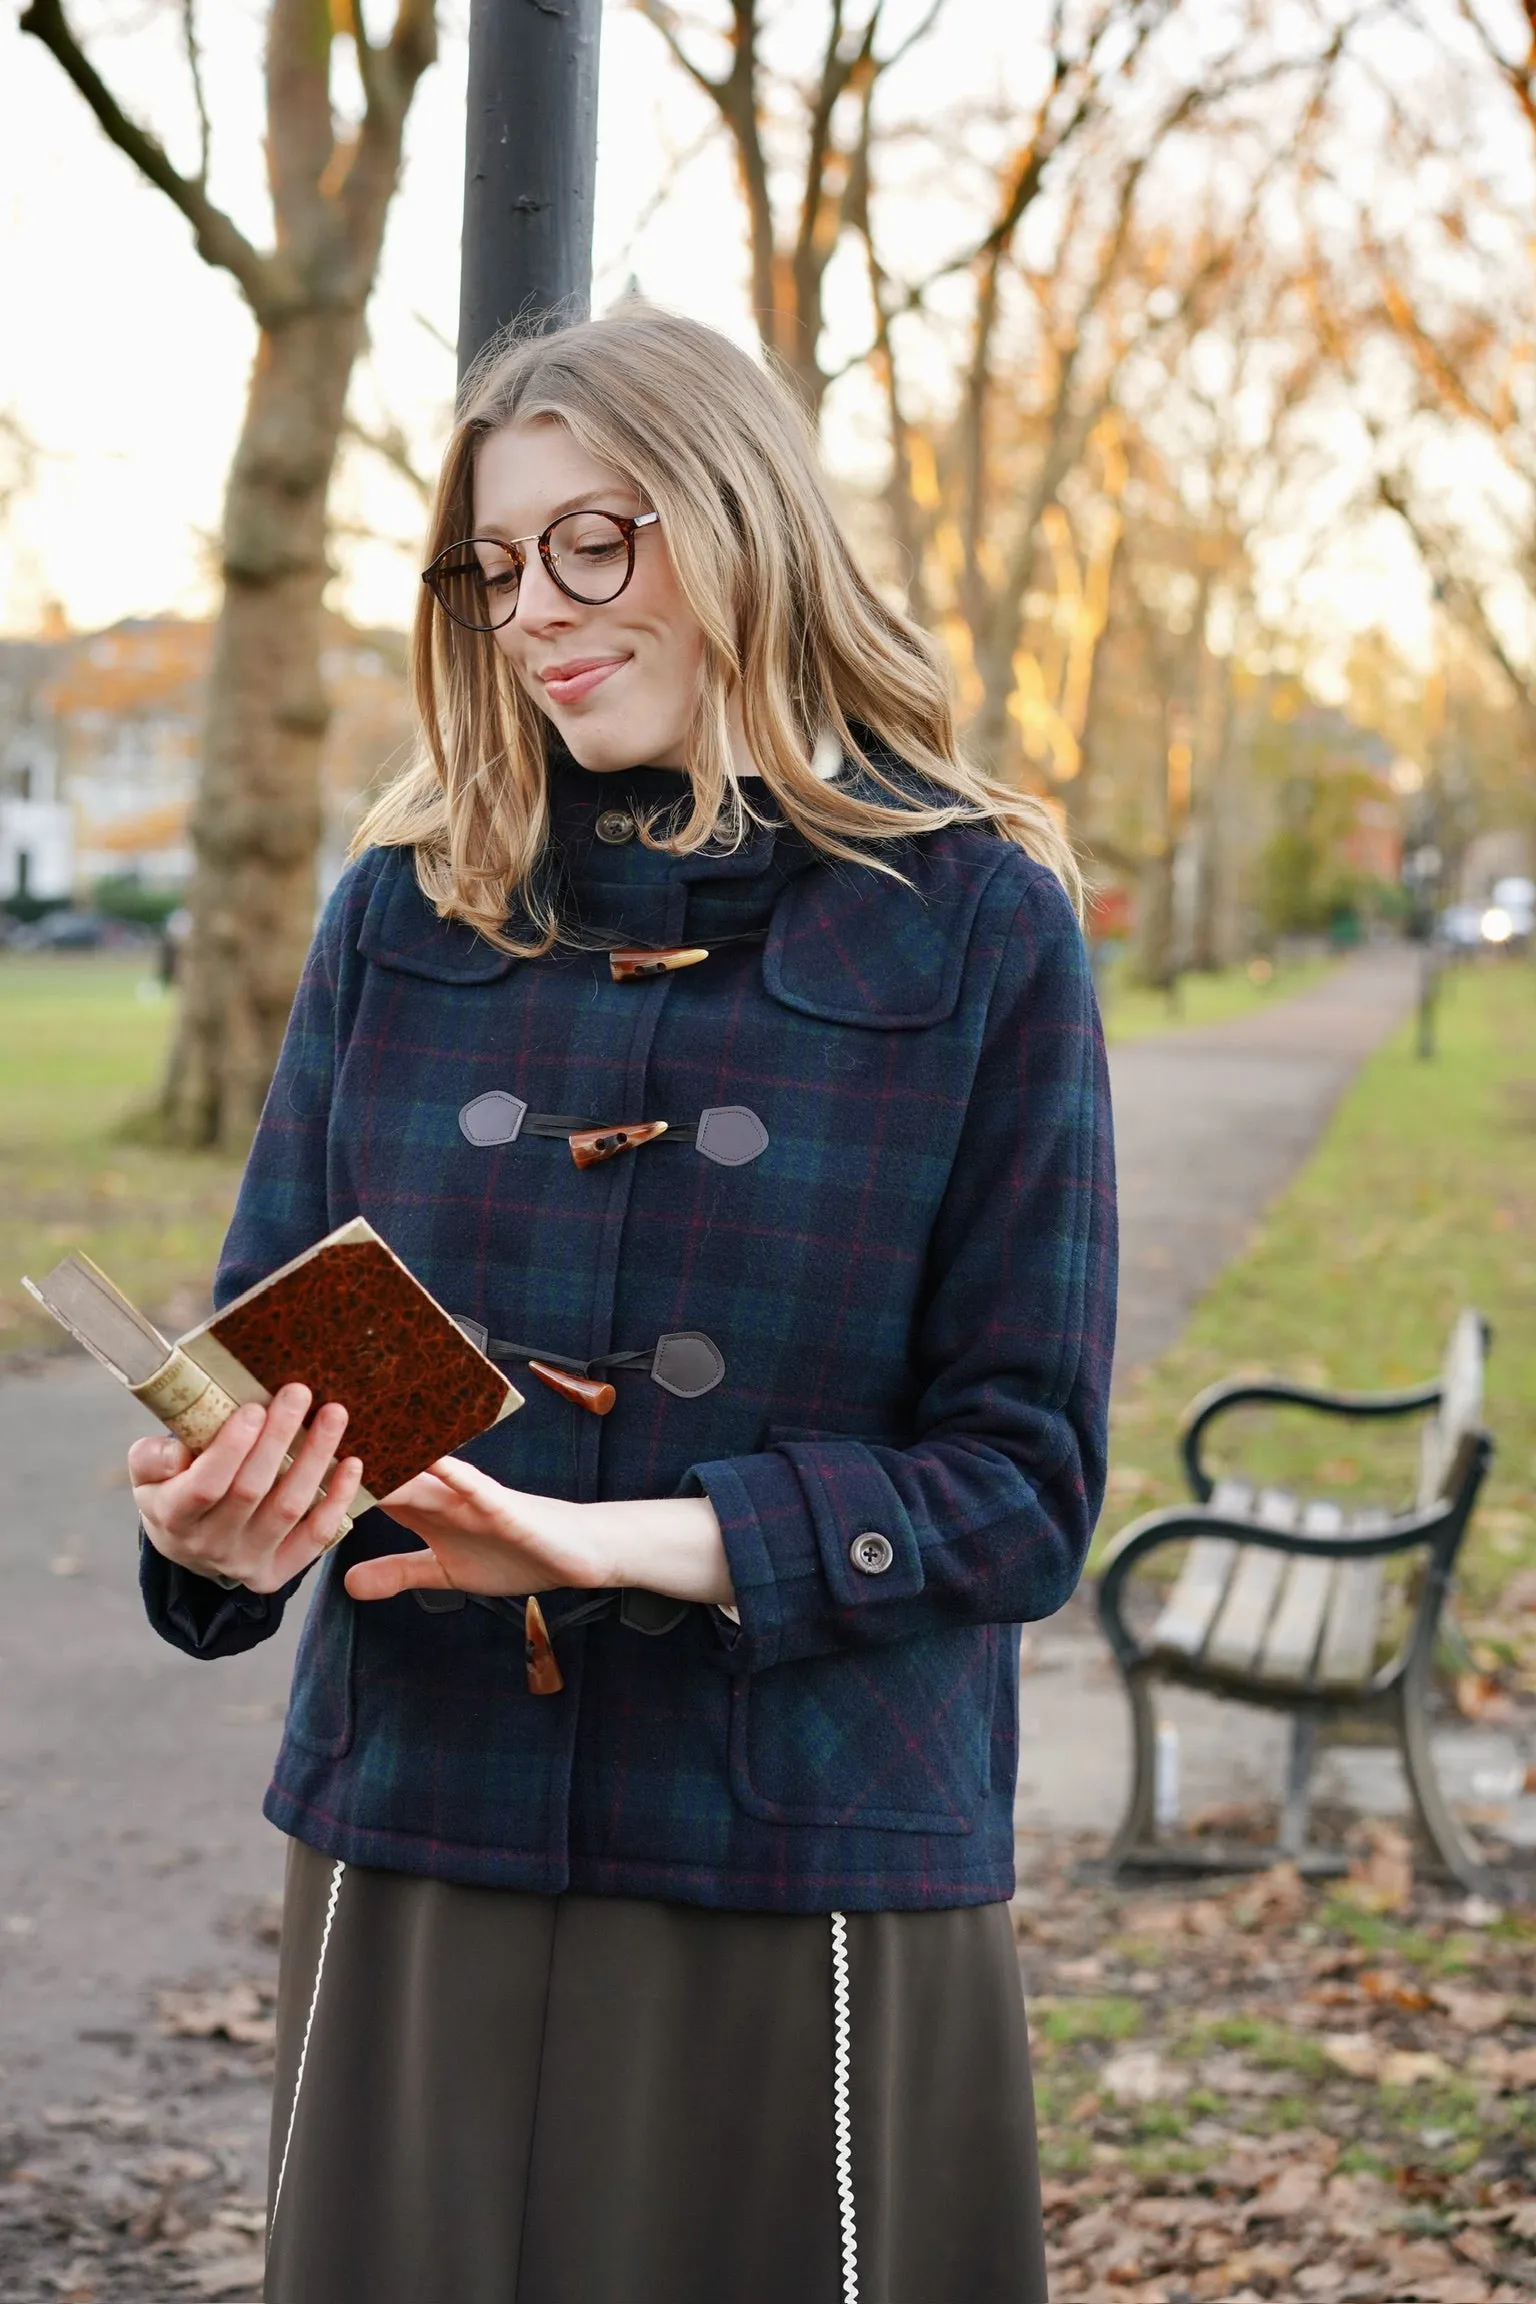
[513,550,576,631]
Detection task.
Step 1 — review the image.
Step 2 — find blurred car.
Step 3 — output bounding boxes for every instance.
[1438,903,1487,951]
[11,909,151,951]
[1485,876,1534,947]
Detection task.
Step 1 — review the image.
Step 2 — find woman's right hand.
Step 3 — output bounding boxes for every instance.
[130,1383,364,1594]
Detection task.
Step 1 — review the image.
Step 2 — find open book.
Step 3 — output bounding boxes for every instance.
[23,1217,523,1524]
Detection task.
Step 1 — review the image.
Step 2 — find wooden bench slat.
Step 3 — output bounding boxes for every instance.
[1316,1556,1385,1688]
[1205,1546,1287,1673]
[1420,1309,1485,1510]
[1152,1538,1238,1660]
[1258,1557,1335,1684]
[1255,1487,1301,1529]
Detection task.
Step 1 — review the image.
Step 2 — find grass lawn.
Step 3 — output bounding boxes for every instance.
[1103,956,1536,1613]
[1100,951,1335,1044]
[0,955,243,1355]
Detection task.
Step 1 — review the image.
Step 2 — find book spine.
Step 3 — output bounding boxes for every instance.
[131,1347,241,1452]
[130,1350,354,1541]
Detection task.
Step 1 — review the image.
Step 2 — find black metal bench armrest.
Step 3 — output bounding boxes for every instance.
[1180,1376,1444,1499]
[1094,1501,1459,1673]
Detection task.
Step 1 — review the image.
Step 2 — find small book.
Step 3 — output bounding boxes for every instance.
[23,1216,523,1523]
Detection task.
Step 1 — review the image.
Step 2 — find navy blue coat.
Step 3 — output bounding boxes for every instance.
[141,758,1117,1911]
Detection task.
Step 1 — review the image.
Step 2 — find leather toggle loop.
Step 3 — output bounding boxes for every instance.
[609,946,710,981]
[568,1121,669,1168]
[468,1105,768,1169]
[451,1316,726,1412]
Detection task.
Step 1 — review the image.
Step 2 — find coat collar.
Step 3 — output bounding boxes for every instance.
[354,745,1016,1029]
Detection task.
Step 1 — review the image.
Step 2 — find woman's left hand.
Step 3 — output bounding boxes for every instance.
[344,1457,735,1609]
[344,1459,611,1602]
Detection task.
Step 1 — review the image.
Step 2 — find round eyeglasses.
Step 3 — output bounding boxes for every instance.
[422,508,661,632]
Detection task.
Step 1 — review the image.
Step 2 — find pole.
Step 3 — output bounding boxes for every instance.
[458,0,604,381]
[1416,944,1438,1061]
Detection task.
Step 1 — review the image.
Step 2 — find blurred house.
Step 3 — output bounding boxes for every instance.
[0,631,73,904]
[0,612,413,906]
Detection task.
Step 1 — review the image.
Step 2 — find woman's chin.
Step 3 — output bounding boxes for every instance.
[553,713,684,775]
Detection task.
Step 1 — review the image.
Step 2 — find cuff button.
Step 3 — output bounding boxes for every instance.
[849,1531,894,1576]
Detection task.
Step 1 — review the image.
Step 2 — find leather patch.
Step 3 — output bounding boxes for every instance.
[650,1332,726,1399]
[695,1105,769,1167]
[459,1091,528,1147]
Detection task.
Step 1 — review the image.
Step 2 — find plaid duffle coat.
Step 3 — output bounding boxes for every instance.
[141,755,1117,1912]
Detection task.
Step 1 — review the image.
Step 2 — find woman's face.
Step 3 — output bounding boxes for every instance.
[471,417,704,774]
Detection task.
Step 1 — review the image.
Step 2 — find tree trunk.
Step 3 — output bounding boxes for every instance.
[161,308,362,1147]
[1189,648,1234,972]
[22,0,438,1151]
[1136,846,1179,988]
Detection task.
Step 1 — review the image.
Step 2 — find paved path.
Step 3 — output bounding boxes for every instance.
[1108,945,1420,1376]
[0,943,1469,2135]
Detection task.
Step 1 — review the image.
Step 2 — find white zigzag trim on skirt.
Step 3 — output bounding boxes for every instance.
[830,1911,860,2303]
[267,1856,346,2249]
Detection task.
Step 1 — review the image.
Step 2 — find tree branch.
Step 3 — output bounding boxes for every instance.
[19,0,288,322]
[182,0,211,186]
[634,0,727,101]
[338,0,439,289]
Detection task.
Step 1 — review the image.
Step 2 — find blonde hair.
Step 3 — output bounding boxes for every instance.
[354,304,1081,947]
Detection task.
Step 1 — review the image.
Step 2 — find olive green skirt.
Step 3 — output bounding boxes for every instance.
[265,1838,1047,2304]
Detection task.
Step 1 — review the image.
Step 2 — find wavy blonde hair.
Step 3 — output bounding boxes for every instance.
[354,304,1081,947]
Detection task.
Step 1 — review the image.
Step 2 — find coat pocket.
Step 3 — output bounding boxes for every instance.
[282,1556,357,1760]
[727,1620,997,1836]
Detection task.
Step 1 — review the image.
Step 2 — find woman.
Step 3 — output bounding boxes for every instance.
[131,305,1116,2304]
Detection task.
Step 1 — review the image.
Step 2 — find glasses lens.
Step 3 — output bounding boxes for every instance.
[546,511,633,604]
[430,545,520,630]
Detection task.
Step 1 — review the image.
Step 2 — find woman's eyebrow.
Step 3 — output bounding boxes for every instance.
[475,488,635,540]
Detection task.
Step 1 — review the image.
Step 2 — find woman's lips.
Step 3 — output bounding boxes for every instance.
[541,656,626,706]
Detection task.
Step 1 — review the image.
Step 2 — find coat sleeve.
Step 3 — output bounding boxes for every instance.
[683,862,1117,1674]
[139,859,377,1660]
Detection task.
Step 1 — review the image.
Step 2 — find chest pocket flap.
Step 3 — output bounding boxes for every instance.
[762,839,1012,1028]
[356,852,519,984]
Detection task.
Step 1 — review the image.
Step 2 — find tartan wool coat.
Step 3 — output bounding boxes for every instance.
[141,753,1118,1912]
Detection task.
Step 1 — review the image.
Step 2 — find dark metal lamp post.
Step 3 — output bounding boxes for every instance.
[458,0,605,382]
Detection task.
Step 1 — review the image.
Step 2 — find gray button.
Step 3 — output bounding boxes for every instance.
[849,1532,894,1576]
[595,808,636,845]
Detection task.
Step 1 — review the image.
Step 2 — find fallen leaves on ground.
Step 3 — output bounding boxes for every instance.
[1017,1834,1536,2304]
[155,1982,274,2047]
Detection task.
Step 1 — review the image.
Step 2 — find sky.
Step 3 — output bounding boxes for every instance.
[0,0,758,634]
[0,0,1507,669]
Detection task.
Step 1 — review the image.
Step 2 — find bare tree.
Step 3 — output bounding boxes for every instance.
[0,411,38,527]
[635,0,954,414]
[21,0,437,1147]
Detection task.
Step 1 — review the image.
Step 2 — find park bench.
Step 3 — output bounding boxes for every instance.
[1095,1311,1494,1890]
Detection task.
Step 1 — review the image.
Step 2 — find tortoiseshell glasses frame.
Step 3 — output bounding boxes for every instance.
[421,508,661,632]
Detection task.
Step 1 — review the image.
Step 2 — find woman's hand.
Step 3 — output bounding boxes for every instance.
[346,1457,734,1610]
[131,1383,364,1596]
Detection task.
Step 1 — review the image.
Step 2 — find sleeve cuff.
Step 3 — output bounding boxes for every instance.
[682,1440,925,1671]
[138,1527,284,1656]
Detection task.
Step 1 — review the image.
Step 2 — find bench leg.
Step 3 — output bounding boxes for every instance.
[1394,1662,1490,1893]
[1107,1669,1160,1872]
[1278,1715,1317,1859]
